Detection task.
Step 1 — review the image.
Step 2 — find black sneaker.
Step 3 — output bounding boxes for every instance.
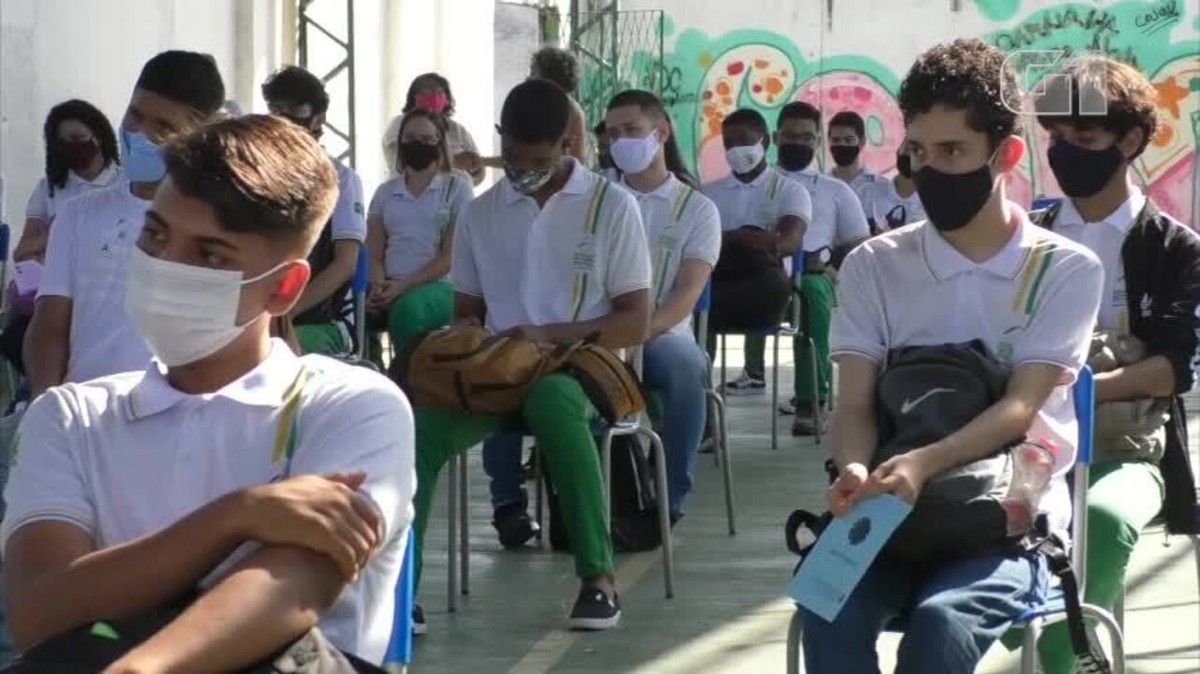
[412,604,427,636]
[568,587,622,630]
[492,497,540,549]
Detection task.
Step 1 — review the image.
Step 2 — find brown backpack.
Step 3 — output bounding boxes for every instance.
[393,325,581,415]
[565,344,648,424]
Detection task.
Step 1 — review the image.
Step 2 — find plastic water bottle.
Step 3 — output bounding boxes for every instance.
[1001,438,1059,536]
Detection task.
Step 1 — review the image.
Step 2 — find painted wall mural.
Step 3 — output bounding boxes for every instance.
[635,0,1198,224]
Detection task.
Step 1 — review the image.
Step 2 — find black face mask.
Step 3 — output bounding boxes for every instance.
[1047,139,1124,198]
[56,139,100,172]
[400,141,440,171]
[830,144,861,167]
[895,152,912,179]
[913,160,996,232]
[778,143,815,172]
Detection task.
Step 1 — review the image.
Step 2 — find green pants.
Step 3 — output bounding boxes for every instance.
[1037,459,1164,673]
[793,273,834,405]
[295,323,349,356]
[388,281,453,354]
[412,373,614,589]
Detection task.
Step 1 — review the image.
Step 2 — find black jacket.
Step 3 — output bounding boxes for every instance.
[1037,198,1200,534]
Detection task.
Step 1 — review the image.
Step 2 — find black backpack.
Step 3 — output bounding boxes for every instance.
[543,434,662,553]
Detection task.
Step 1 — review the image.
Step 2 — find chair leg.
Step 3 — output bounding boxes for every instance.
[708,388,720,468]
[599,430,615,529]
[720,334,728,393]
[1081,604,1126,674]
[639,427,675,598]
[1192,535,1200,603]
[458,455,469,597]
[1113,585,1125,631]
[785,608,803,674]
[771,334,779,450]
[1020,617,1042,674]
[710,391,736,535]
[446,454,459,613]
[533,445,544,545]
[806,336,821,446]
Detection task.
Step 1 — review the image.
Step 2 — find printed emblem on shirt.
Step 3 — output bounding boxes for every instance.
[353,201,364,215]
[573,239,597,272]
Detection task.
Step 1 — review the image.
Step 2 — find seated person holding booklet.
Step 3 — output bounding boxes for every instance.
[1,115,413,672]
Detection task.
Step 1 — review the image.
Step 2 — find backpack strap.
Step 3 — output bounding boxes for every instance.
[271,364,316,475]
[1036,534,1115,672]
[570,180,612,321]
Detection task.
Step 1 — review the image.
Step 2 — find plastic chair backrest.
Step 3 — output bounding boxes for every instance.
[1031,197,1060,213]
[0,223,10,298]
[791,244,806,284]
[352,244,370,295]
[352,245,370,359]
[384,532,416,667]
[1069,365,1095,582]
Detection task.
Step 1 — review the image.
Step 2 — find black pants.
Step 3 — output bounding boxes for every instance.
[0,314,30,376]
[709,265,791,334]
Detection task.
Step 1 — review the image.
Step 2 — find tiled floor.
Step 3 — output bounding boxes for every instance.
[412,341,1200,673]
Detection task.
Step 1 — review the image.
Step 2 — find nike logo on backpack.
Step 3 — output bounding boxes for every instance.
[900,388,955,414]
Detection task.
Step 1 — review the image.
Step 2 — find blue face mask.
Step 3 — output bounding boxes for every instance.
[121,128,166,183]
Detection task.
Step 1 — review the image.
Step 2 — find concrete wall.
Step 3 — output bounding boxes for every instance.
[617,0,1200,224]
[494,1,543,159]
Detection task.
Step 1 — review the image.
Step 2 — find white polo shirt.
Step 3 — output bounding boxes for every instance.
[702,168,812,235]
[451,158,651,332]
[778,166,870,251]
[831,208,1103,532]
[619,173,721,336]
[368,172,473,280]
[330,159,367,244]
[839,168,882,210]
[25,164,122,222]
[863,177,926,232]
[1,340,414,664]
[38,181,153,382]
[1050,190,1147,333]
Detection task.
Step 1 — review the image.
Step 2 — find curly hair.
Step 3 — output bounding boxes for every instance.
[530,47,581,94]
[898,38,1021,148]
[43,99,119,197]
[1034,55,1159,161]
[262,66,330,117]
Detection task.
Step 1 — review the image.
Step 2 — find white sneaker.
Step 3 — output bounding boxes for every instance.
[722,372,766,396]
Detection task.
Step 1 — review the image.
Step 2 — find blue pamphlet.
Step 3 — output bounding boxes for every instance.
[787,494,913,622]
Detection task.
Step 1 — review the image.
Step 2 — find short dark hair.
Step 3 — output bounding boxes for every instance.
[162,115,337,249]
[530,47,581,94]
[403,73,455,116]
[593,119,607,136]
[898,38,1020,147]
[722,108,769,137]
[777,101,821,128]
[135,50,226,117]
[829,110,865,139]
[1035,55,1159,160]
[501,79,570,144]
[261,66,330,116]
[43,99,120,195]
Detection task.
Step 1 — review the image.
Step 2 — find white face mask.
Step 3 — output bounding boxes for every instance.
[609,132,660,175]
[725,143,766,175]
[124,247,291,367]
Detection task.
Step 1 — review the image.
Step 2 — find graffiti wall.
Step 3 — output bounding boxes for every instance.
[616,0,1199,224]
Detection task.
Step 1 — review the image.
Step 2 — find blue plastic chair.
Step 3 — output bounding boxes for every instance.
[351,244,371,359]
[694,281,736,534]
[383,533,416,673]
[785,366,1125,673]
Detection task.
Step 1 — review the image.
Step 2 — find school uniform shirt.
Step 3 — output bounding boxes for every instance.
[25,163,122,222]
[330,159,367,244]
[1049,189,1146,333]
[619,173,721,336]
[702,168,812,235]
[777,166,869,251]
[381,116,480,175]
[38,181,153,382]
[368,172,474,280]
[1,341,415,664]
[863,177,926,233]
[451,158,651,333]
[838,167,882,211]
[831,208,1103,534]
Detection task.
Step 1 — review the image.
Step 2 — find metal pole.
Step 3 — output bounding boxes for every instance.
[346,0,357,170]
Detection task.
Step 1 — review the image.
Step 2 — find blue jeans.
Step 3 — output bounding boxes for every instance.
[802,552,1048,674]
[482,332,709,519]
[641,331,709,519]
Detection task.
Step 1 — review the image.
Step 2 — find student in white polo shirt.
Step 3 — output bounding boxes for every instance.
[702,108,810,393]
[862,142,926,232]
[801,39,1102,674]
[27,51,227,397]
[414,80,649,631]
[263,66,367,357]
[604,89,720,522]
[827,110,881,210]
[2,116,413,669]
[773,101,871,434]
[1032,55,1200,674]
[368,108,473,353]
